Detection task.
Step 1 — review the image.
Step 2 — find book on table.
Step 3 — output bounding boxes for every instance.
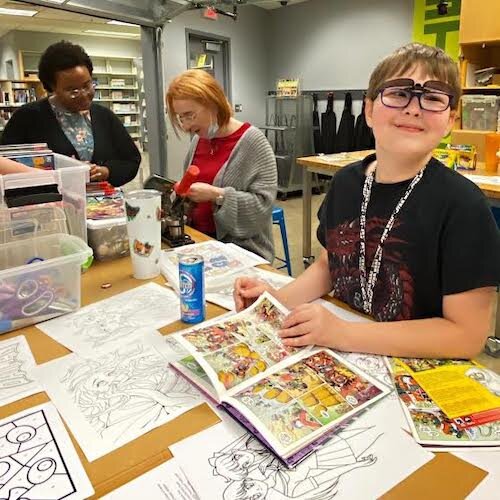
[170,293,391,467]
[386,356,500,448]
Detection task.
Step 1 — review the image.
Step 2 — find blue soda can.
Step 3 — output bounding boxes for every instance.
[179,254,205,323]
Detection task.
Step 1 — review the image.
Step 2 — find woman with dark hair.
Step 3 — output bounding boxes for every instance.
[1,41,140,186]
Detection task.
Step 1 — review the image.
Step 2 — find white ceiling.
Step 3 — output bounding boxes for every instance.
[0,0,141,39]
[0,0,310,40]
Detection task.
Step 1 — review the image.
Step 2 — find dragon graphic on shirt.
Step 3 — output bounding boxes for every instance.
[325,216,414,321]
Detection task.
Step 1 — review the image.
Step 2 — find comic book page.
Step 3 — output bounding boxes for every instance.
[173,293,311,401]
[223,349,390,459]
[394,357,500,421]
[386,358,500,447]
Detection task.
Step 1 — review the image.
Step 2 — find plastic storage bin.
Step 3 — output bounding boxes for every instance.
[0,153,89,243]
[87,217,129,261]
[461,95,500,131]
[0,233,92,334]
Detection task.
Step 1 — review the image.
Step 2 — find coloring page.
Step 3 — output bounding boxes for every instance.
[170,399,432,500]
[0,336,42,406]
[0,402,93,499]
[38,283,180,355]
[206,268,293,310]
[102,457,199,500]
[33,332,202,462]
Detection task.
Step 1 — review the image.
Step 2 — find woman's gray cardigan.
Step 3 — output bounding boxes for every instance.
[183,125,277,261]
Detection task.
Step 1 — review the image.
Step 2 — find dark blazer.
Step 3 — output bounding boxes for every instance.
[1,98,141,186]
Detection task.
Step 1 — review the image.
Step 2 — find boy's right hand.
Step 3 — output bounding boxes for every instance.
[233,277,274,311]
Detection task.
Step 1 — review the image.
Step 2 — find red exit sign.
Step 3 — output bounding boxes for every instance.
[203,7,218,20]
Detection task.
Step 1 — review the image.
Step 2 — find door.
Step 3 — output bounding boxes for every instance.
[186,31,231,99]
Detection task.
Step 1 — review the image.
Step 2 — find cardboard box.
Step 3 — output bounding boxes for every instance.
[451,130,488,162]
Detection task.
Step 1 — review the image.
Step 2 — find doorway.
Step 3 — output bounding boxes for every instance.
[186,30,231,100]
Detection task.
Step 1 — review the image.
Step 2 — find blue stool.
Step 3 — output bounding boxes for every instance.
[272,206,292,276]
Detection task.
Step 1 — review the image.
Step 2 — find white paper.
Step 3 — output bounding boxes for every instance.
[170,399,432,500]
[206,267,294,310]
[0,402,94,499]
[33,332,203,462]
[38,283,180,355]
[466,473,499,499]
[452,451,500,500]
[160,241,260,292]
[0,335,42,406]
[319,299,372,323]
[226,243,270,266]
[464,174,500,186]
[102,457,199,499]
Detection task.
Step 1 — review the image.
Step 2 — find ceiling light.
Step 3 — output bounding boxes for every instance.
[43,0,68,4]
[84,29,140,38]
[107,20,139,27]
[0,7,38,16]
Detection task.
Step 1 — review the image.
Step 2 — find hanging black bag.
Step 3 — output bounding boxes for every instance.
[335,92,355,153]
[321,92,336,154]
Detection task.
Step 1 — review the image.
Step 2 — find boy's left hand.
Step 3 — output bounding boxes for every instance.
[279,303,345,348]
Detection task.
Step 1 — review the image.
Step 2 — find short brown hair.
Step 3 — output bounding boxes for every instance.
[166,69,232,133]
[366,43,461,109]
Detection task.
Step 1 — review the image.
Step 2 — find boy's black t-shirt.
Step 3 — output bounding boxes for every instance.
[317,154,500,321]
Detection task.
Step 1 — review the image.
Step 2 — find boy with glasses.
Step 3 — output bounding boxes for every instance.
[235,43,500,360]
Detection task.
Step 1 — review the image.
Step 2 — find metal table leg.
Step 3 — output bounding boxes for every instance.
[302,168,315,268]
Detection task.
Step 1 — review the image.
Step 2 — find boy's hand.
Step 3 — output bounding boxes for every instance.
[233,277,275,311]
[279,303,345,348]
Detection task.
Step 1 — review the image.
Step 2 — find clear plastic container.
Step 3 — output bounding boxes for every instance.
[0,153,89,242]
[87,217,129,261]
[461,95,500,131]
[0,233,92,334]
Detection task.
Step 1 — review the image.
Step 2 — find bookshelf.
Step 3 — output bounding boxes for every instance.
[10,51,147,151]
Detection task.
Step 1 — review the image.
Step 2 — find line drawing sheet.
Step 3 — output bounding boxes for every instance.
[0,402,94,499]
[33,332,203,462]
[102,456,200,500]
[37,283,181,355]
[206,268,294,310]
[170,398,433,500]
[0,335,42,406]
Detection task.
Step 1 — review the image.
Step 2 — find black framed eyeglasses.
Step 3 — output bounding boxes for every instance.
[377,78,455,112]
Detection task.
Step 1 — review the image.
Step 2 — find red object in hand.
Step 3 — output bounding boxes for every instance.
[174,165,200,197]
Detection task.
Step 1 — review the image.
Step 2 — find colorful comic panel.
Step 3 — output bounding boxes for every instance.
[304,351,383,407]
[300,384,352,425]
[269,362,323,398]
[268,402,321,447]
[394,373,436,410]
[236,378,296,422]
[182,324,239,354]
[224,319,275,345]
[204,343,268,389]
[178,355,209,381]
[250,297,286,331]
[400,358,472,373]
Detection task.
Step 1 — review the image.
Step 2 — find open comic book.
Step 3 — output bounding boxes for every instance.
[171,293,390,467]
[386,357,500,448]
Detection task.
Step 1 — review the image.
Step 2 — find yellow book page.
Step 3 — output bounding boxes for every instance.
[395,359,500,419]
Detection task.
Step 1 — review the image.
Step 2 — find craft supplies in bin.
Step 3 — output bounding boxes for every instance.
[0,233,92,334]
[0,153,89,242]
[87,217,129,261]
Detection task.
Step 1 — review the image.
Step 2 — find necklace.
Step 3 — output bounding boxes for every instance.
[358,165,426,314]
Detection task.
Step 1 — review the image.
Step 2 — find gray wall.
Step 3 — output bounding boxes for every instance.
[0,30,142,79]
[161,5,271,180]
[0,32,17,80]
[268,0,414,117]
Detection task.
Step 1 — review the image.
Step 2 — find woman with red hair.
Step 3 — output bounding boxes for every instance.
[166,70,277,261]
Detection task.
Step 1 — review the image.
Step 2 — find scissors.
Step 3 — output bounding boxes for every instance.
[0,274,74,322]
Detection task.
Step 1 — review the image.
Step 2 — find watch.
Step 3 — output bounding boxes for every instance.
[215,193,225,206]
